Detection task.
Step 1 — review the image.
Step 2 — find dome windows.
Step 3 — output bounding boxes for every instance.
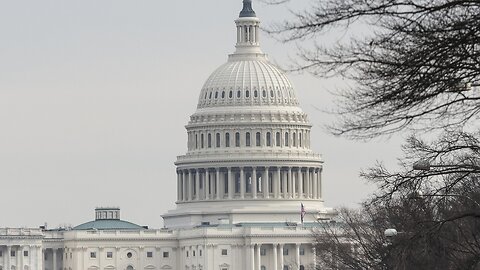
[266,132,272,146]
[235,132,241,147]
[225,133,230,147]
[222,91,225,99]
[215,91,218,99]
[276,132,281,147]
[246,132,251,147]
[246,90,250,98]
[256,132,261,146]
[262,90,266,98]
[229,91,233,98]
[209,92,212,99]
[216,133,221,148]
[254,90,258,98]
[270,90,274,97]
[237,90,241,98]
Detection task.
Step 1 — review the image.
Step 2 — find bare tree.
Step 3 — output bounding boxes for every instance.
[268,0,480,139]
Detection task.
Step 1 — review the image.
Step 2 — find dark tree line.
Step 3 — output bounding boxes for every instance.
[265,0,480,269]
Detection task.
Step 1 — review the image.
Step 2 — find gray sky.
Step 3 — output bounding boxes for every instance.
[0,0,404,228]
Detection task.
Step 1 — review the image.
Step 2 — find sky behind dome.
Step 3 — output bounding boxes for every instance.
[0,0,404,228]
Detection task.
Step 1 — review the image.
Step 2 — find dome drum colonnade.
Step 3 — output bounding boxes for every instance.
[175,166,322,203]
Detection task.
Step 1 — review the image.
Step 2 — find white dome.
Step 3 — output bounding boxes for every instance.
[197,58,300,109]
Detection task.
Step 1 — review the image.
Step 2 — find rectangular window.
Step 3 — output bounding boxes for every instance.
[199,250,202,256]
[201,134,204,148]
[186,251,189,257]
[193,251,196,257]
[260,248,266,256]
[163,252,169,258]
[106,252,113,258]
[90,252,96,258]
[300,248,305,255]
[147,251,153,258]
[24,250,28,257]
[283,248,289,256]
[0,251,2,257]
[11,250,16,257]
[221,249,228,256]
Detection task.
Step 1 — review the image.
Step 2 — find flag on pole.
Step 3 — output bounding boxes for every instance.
[300,203,306,224]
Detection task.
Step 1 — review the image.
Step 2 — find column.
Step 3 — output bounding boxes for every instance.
[53,248,57,270]
[263,167,269,199]
[205,169,209,200]
[298,169,303,198]
[272,244,278,270]
[282,170,288,198]
[313,169,318,199]
[256,244,261,270]
[228,168,233,199]
[295,244,300,270]
[313,245,317,269]
[275,167,281,199]
[288,167,293,198]
[216,168,221,199]
[182,171,188,202]
[279,244,284,270]
[252,167,257,199]
[250,245,255,270]
[29,246,33,270]
[310,169,314,198]
[37,246,43,270]
[17,246,21,269]
[188,170,193,201]
[177,172,182,201]
[240,167,245,199]
[7,246,11,270]
[195,170,200,200]
[318,168,322,199]
[305,169,310,199]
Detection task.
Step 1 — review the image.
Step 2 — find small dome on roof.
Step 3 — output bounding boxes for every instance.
[73,207,145,231]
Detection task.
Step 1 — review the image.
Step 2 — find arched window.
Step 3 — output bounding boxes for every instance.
[229,91,233,98]
[215,91,218,99]
[261,266,266,270]
[262,90,266,97]
[246,90,250,98]
[285,132,289,146]
[235,132,241,147]
[246,132,251,147]
[195,134,198,149]
[266,132,271,147]
[276,132,281,147]
[293,132,296,147]
[127,266,134,270]
[209,92,212,99]
[254,90,258,97]
[256,132,261,146]
[237,90,241,98]
[216,133,221,148]
[201,134,204,148]
[208,133,212,148]
[299,133,303,147]
[270,90,274,97]
[283,266,289,270]
[204,92,207,99]
[225,133,230,147]
[300,266,305,270]
[222,91,225,98]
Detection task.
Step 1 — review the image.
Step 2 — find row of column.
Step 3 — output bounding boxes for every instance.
[237,24,259,44]
[177,167,322,202]
[249,243,313,270]
[0,245,43,270]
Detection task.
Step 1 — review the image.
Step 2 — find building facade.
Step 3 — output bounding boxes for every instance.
[0,1,335,270]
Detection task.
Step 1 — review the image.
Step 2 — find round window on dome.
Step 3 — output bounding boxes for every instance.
[127,252,132,258]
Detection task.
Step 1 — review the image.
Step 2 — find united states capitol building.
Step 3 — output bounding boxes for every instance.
[0,1,335,269]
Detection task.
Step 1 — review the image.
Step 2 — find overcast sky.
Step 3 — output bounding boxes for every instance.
[0,0,405,229]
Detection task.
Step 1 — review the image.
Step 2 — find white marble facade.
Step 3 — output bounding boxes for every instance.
[0,1,335,270]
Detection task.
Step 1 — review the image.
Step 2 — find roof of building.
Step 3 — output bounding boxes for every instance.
[73,219,145,231]
[239,0,256,18]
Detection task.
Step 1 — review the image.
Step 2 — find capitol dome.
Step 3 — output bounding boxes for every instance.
[197,58,299,109]
[163,0,328,229]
